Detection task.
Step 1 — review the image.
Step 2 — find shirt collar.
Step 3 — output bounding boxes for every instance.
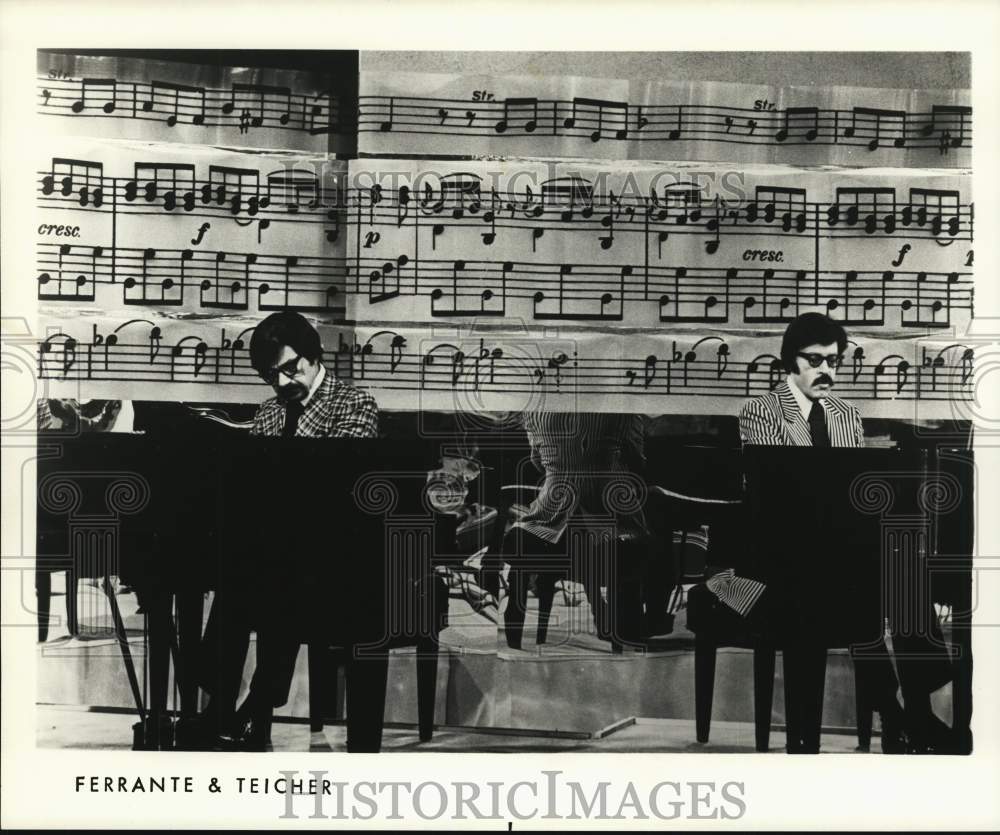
[301,363,326,408]
[786,374,820,421]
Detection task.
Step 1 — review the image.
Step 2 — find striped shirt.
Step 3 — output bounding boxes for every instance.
[705,568,767,617]
[509,412,648,544]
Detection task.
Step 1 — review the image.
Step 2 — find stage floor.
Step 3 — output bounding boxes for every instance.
[36,574,955,740]
[37,704,872,754]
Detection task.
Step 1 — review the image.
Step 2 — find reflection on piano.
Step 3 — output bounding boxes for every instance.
[37,434,450,752]
[741,446,972,754]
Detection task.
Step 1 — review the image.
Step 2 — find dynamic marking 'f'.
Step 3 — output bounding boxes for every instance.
[192,222,211,245]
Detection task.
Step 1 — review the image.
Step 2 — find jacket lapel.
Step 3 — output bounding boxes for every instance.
[774,381,813,446]
[823,396,853,447]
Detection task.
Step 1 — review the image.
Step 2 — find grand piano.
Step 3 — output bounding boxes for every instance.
[740,445,973,753]
[36,433,452,752]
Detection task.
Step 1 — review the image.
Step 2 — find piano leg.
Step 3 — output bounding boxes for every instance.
[534,573,557,645]
[801,647,827,753]
[175,592,205,717]
[101,574,145,720]
[694,633,717,744]
[144,587,174,750]
[345,647,389,753]
[782,644,826,753]
[416,636,438,742]
[753,645,776,752]
[308,642,329,733]
[36,569,51,643]
[952,623,973,754]
[854,672,873,752]
[66,570,79,637]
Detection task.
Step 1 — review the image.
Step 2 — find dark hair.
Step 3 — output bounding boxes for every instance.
[248,311,323,375]
[780,313,847,373]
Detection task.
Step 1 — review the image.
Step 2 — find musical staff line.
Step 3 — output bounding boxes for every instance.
[38,76,341,135]
[359,95,973,156]
[35,243,971,328]
[37,166,974,246]
[37,329,976,403]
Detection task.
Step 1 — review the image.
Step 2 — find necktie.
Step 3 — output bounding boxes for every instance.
[808,400,829,447]
[282,400,305,437]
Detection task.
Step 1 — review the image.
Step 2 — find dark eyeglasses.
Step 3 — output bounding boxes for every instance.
[797,352,843,369]
[261,354,303,385]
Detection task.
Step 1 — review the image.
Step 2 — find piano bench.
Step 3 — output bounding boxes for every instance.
[687,584,872,753]
[687,583,776,752]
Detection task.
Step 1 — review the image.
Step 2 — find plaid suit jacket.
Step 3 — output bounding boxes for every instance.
[250,370,379,438]
[738,381,863,448]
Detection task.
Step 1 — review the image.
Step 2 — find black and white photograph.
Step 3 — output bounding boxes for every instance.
[2,2,999,830]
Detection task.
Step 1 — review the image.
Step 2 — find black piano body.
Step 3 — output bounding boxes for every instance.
[37,434,451,751]
[741,446,973,752]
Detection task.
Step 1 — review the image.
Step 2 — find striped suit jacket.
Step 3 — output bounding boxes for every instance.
[738,381,864,448]
[510,411,648,544]
[709,381,865,615]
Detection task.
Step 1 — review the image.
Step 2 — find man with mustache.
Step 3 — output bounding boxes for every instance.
[247,310,379,439]
[185,311,379,750]
[738,311,861,448]
[726,313,953,753]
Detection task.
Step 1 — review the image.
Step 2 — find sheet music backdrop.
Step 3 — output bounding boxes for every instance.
[36,52,974,417]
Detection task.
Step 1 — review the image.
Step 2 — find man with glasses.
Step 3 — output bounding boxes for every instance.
[248,310,379,439]
[715,313,953,753]
[738,312,860,448]
[184,311,379,750]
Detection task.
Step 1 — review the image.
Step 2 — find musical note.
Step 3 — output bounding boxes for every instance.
[429,259,505,317]
[221,83,291,129]
[206,165,262,217]
[751,186,809,233]
[471,340,503,391]
[775,106,819,143]
[369,254,406,304]
[919,104,972,155]
[562,97,629,142]
[842,107,907,151]
[379,98,394,132]
[70,78,118,115]
[169,336,211,380]
[40,157,106,208]
[141,81,207,127]
[659,105,682,140]
[874,354,911,397]
[197,251,249,310]
[439,172,483,219]
[626,354,660,390]
[481,189,497,245]
[266,171,320,213]
[541,176,594,223]
[37,243,101,302]
[829,187,897,235]
[495,97,539,134]
[900,188,964,248]
[127,162,197,212]
[122,247,183,306]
